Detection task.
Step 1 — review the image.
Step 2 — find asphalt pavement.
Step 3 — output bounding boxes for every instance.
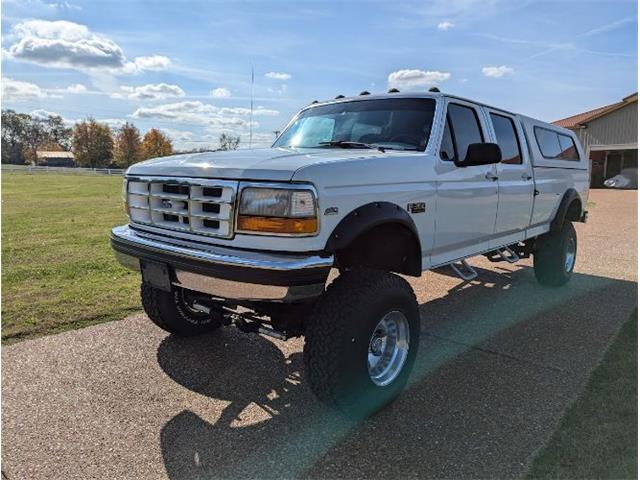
[2,189,637,479]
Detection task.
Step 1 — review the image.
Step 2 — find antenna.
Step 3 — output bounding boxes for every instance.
[249,66,254,149]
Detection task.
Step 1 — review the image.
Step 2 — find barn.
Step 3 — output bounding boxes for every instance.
[36,151,75,167]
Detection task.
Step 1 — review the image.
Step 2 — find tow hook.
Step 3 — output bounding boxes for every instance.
[192,301,288,341]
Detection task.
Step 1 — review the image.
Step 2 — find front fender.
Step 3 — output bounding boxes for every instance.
[324,201,420,252]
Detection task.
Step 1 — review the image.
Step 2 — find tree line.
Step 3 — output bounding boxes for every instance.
[1,109,241,168]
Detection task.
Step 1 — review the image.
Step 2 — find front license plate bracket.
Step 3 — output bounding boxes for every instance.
[141,260,172,292]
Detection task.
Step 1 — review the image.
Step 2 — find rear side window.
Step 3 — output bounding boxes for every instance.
[534,127,579,161]
[490,113,521,164]
[558,134,579,160]
[441,103,484,161]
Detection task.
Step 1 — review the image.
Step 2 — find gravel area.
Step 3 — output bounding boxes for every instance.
[2,189,637,479]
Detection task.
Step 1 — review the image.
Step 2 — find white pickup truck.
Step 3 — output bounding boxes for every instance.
[111,90,589,415]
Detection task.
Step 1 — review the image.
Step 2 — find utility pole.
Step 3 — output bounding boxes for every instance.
[249,66,254,149]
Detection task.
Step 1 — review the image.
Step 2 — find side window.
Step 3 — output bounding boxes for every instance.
[558,134,579,161]
[490,113,522,164]
[534,127,562,158]
[534,127,580,161]
[442,103,484,161]
[439,118,455,161]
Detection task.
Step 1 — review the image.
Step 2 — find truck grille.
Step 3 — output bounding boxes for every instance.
[125,177,237,239]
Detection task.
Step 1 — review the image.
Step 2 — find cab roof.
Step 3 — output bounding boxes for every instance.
[305,91,517,116]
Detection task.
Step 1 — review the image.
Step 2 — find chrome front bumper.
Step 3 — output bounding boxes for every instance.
[110,225,333,302]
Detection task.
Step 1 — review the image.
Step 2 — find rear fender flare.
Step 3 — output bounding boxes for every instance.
[550,189,582,232]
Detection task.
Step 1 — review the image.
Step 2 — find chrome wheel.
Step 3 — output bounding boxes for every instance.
[367,310,410,387]
[565,236,576,273]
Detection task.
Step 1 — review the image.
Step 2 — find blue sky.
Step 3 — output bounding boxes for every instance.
[1,0,637,149]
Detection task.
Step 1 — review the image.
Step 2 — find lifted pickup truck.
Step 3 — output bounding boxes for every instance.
[112,90,589,415]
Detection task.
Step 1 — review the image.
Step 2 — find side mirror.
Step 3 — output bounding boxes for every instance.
[455,143,502,167]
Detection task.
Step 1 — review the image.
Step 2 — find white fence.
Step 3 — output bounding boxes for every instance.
[2,164,125,176]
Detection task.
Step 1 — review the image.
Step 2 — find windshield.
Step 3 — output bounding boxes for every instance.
[273,98,437,151]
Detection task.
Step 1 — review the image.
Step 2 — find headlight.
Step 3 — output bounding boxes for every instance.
[237,186,318,235]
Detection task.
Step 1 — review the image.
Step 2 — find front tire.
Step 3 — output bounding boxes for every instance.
[304,270,420,417]
[534,221,577,287]
[141,283,222,336]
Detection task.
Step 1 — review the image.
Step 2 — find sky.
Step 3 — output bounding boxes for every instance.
[1,0,637,150]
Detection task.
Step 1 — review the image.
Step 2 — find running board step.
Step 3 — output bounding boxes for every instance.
[497,246,520,263]
[486,245,520,264]
[449,259,478,281]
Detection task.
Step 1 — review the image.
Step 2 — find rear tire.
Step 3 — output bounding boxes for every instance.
[303,269,420,417]
[141,283,222,336]
[534,221,577,287]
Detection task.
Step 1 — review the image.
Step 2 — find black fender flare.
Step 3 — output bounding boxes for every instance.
[550,188,582,233]
[325,201,421,253]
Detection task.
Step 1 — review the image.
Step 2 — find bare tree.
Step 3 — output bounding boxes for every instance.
[219,133,240,151]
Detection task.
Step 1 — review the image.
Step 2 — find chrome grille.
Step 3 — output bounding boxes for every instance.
[126,177,237,239]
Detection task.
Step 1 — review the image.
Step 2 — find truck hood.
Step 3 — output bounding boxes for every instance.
[126,147,401,182]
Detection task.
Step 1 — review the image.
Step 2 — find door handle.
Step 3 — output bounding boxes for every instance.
[521,173,533,181]
[485,172,499,181]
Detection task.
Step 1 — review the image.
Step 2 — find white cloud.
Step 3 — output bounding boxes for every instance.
[267,84,288,95]
[265,71,291,80]
[482,65,514,78]
[113,83,185,100]
[161,128,194,142]
[101,118,127,129]
[421,0,501,17]
[211,87,231,98]
[66,83,86,93]
[131,101,278,130]
[437,21,455,30]
[2,77,48,101]
[6,20,170,74]
[12,19,89,41]
[30,108,61,120]
[133,55,170,71]
[3,0,81,11]
[387,69,451,89]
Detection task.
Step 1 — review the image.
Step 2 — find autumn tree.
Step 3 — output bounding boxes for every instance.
[219,132,240,151]
[142,128,173,159]
[21,117,47,165]
[72,119,114,168]
[1,110,73,164]
[114,122,142,167]
[1,110,30,164]
[45,115,73,151]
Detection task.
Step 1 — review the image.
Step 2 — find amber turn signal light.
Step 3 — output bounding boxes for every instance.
[237,215,318,234]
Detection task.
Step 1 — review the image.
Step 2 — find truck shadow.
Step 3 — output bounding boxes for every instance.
[157,265,637,479]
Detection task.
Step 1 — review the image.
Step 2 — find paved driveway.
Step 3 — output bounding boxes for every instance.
[2,190,637,479]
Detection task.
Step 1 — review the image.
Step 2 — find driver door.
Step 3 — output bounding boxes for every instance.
[431,100,499,266]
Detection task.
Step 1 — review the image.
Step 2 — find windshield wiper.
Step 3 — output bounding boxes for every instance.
[318,140,385,152]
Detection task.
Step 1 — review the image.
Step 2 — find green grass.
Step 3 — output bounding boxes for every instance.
[2,173,141,343]
[527,311,637,479]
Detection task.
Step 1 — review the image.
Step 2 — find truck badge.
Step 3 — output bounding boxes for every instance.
[408,202,426,214]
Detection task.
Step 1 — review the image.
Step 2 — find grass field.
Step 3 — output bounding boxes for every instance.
[2,173,141,343]
[527,311,637,479]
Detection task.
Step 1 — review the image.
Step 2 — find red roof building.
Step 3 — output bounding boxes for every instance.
[553,93,637,188]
